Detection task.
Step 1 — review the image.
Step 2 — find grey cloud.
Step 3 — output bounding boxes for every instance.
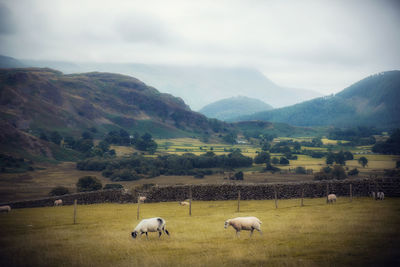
[0,3,17,35]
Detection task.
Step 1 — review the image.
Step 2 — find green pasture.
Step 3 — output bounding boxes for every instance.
[1,198,399,267]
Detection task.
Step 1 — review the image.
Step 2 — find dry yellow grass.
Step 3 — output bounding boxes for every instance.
[0,198,399,267]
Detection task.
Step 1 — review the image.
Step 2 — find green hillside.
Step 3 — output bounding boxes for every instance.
[199,96,273,121]
[238,71,400,128]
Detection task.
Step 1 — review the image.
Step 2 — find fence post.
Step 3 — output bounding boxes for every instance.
[301,186,304,207]
[274,185,278,209]
[350,184,353,202]
[73,199,77,224]
[189,186,192,216]
[237,190,241,212]
[137,194,140,220]
[326,183,329,204]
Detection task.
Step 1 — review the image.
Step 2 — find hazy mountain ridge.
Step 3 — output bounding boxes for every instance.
[199,96,273,121]
[236,71,400,128]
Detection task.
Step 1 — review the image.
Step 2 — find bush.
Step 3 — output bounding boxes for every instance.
[348,168,359,176]
[331,165,347,180]
[103,184,123,190]
[295,166,307,174]
[49,186,70,196]
[279,157,289,165]
[265,163,280,173]
[76,176,102,192]
[231,171,244,180]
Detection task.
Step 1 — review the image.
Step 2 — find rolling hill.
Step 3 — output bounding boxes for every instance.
[199,96,273,121]
[0,68,233,158]
[236,71,400,128]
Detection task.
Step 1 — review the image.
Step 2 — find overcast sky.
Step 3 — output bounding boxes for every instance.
[0,0,399,94]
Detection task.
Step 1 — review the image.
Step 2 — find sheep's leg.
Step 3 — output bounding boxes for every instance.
[145,232,148,240]
[158,231,162,238]
[164,229,170,236]
[236,230,240,238]
[250,229,254,237]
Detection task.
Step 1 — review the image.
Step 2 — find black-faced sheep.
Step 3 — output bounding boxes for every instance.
[224,216,262,237]
[327,194,337,203]
[131,217,170,239]
[0,205,11,213]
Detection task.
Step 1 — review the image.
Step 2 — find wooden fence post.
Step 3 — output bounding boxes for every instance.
[274,186,278,209]
[326,183,329,204]
[350,184,353,202]
[189,187,192,216]
[137,194,140,220]
[301,186,304,207]
[237,190,241,212]
[73,199,77,224]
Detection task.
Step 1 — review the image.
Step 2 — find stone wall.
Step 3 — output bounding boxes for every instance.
[2,177,399,209]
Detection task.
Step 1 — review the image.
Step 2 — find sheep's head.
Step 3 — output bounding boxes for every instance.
[224,220,230,229]
[131,231,138,239]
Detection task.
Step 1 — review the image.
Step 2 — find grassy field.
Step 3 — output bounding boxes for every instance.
[0,198,399,267]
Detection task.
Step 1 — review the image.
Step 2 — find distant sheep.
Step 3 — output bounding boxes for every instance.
[54,199,63,206]
[139,196,146,203]
[0,205,11,213]
[371,192,376,199]
[327,194,337,204]
[131,217,170,239]
[179,201,189,206]
[224,216,262,237]
[377,192,384,200]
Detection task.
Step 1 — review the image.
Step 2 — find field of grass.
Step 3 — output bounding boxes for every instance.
[1,198,399,266]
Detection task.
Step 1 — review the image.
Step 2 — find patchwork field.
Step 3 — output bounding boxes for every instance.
[0,198,399,267]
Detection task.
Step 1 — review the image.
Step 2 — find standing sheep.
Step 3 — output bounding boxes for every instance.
[179,201,189,206]
[0,205,11,213]
[54,199,63,206]
[327,194,337,204]
[131,217,170,239]
[139,196,146,203]
[377,192,385,200]
[371,192,376,199]
[224,217,262,237]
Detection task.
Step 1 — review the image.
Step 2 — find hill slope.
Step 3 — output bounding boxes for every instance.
[0,68,232,150]
[0,55,25,68]
[199,96,273,121]
[237,71,400,128]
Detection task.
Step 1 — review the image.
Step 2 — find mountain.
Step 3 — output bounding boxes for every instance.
[236,71,400,128]
[0,68,233,158]
[0,55,25,68]
[18,59,322,110]
[199,96,273,121]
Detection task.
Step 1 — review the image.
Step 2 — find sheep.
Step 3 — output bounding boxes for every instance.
[139,196,146,203]
[371,192,376,199]
[179,201,189,206]
[131,217,170,239]
[54,199,63,206]
[224,216,262,237]
[377,192,385,200]
[0,205,11,213]
[327,194,337,204]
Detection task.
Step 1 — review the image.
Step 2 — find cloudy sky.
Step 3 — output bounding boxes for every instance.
[0,0,399,94]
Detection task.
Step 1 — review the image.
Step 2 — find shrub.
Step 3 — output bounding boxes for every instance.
[49,186,70,196]
[331,165,347,180]
[103,184,123,190]
[232,171,244,180]
[265,163,280,173]
[279,157,289,165]
[271,157,279,164]
[76,176,102,192]
[295,166,307,174]
[348,168,359,176]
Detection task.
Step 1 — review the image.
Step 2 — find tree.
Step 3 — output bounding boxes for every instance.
[326,153,335,165]
[358,156,368,167]
[271,157,279,164]
[50,131,62,145]
[254,151,271,164]
[76,176,102,192]
[279,157,289,165]
[49,186,70,196]
[234,171,244,180]
[344,151,354,160]
[348,168,359,176]
[331,165,347,179]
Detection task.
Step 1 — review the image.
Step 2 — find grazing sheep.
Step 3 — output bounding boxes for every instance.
[327,194,337,203]
[54,199,63,206]
[224,216,262,237]
[179,201,189,206]
[377,192,385,200]
[131,217,170,239]
[0,205,11,213]
[139,196,146,203]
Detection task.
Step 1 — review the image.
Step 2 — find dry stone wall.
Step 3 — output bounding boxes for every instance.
[2,178,399,209]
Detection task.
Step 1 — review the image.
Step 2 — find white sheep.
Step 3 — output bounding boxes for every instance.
[179,201,189,206]
[371,192,376,199]
[224,216,262,237]
[327,194,337,203]
[139,196,146,203]
[54,199,63,206]
[0,205,11,213]
[377,192,385,200]
[131,217,170,239]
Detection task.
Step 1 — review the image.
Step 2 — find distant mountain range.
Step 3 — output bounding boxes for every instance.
[236,71,400,128]
[0,55,322,110]
[199,96,273,121]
